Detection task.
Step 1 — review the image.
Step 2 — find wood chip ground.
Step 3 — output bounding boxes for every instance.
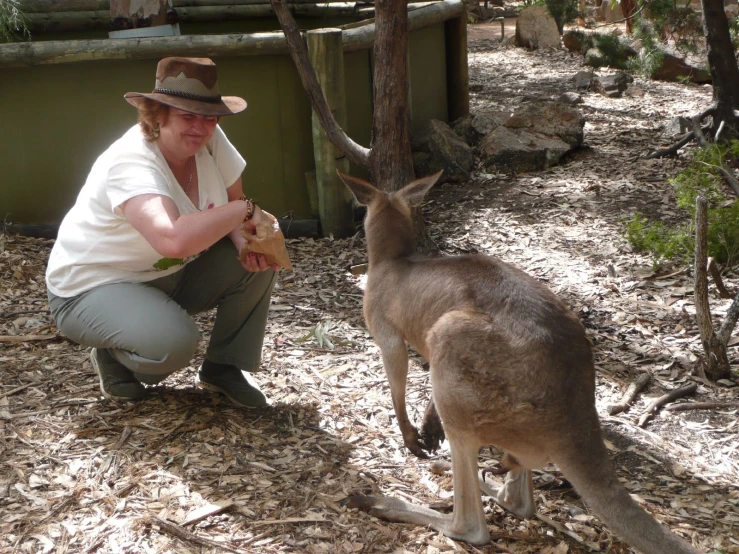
[1,24,738,554]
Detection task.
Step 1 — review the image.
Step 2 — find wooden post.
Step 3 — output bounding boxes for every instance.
[445,13,469,122]
[306,28,354,238]
[110,0,176,33]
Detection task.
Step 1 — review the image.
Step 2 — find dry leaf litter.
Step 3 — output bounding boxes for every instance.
[1,24,738,554]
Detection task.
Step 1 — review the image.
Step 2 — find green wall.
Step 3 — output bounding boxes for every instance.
[0,22,451,226]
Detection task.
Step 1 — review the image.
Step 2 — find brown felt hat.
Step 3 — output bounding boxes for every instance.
[124,57,246,116]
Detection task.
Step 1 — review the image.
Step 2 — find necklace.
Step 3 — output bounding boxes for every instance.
[182,156,194,194]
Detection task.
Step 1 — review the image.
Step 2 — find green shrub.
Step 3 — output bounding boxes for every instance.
[0,0,30,43]
[625,141,739,268]
[539,0,579,34]
[586,32,636,70]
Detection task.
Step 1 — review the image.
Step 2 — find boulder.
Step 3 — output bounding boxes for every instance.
[558,91,584,105]
[412,119,474,183]
[477,101,585,173]
[651,51,711,84]
[478,127,572,173]
[452,110,512,146]
[503,101,585,148]
[591,72,633,97]
[573,70,596,90]
[515,5,561,50]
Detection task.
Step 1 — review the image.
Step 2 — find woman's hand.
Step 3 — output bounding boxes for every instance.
[238,206,281,272]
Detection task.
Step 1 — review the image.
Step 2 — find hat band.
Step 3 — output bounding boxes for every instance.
[152,88,222,104]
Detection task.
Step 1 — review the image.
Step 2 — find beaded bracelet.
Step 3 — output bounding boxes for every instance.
[238,195,256,221]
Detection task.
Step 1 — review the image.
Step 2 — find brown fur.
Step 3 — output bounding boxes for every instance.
[338,171,701,553]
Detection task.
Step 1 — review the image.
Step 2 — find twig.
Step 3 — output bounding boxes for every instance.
[664,401,739,412]
[0,333,59,343]
[637,383,698,427]
[535,513,587,546]
[717,166,739,199]
[707,257,733,299]
[146,515,241,554]
[645,130,695,159]
[0,309,50,319]
[607,373,651,415]
[692,114,709,147]
[715,119,726,143]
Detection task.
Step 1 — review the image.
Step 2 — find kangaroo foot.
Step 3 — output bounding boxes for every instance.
[420,401,445,453]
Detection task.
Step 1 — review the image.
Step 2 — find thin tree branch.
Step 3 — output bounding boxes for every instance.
[692,114,709,146]
[707,257,734,299]
[637,383,698,427]
[607,373,651,415]
[645,130,695,158]
[717,166,739,198]
[717,291,739,344]
[269,0,370,168]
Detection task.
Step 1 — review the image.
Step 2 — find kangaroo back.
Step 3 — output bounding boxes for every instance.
[337,170,702,554]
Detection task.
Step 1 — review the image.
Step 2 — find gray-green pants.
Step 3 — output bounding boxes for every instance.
[47,238,277,384]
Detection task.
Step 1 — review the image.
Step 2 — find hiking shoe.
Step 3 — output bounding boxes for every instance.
[196,361,268,408]
[90,348,146,401]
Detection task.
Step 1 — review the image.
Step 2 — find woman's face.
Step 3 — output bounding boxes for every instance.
[158,108,218,159]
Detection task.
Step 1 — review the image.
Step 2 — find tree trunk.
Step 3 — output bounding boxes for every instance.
[694,196,732,381]
[370,0,434,250]
[369,0,415,191]
[701,0,739,137]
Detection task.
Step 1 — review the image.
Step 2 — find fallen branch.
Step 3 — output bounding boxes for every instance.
[146,515,241,554]
[646,107,715,158]
[607,373,651,415]
[0,334,59,343]
[664,401,739,412]
[637,382,698,427]
[708,257,734,299]
[645,130,695,159]
[692,114,709,147]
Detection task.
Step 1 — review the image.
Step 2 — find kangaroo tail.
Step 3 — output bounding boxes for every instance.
[553,433,701,554]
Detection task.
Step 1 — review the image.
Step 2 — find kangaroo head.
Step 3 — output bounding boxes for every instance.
[337,170,444,214]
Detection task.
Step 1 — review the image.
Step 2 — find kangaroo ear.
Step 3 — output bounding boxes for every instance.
[336,170,378,206]
[400,170,443,207]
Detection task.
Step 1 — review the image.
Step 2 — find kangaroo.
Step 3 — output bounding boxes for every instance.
[337,170,701,554]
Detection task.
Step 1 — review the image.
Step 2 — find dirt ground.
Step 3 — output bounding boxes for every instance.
[2,21,739,554]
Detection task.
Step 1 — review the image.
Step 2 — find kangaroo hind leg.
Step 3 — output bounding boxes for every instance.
[342,435,490,545]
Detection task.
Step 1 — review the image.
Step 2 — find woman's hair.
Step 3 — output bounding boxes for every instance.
[136,99,169,142]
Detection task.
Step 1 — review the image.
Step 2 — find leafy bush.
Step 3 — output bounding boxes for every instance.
[586,32,636,70]
[540,0,579,34]
[0,0,30,42]
[625,141,739,268]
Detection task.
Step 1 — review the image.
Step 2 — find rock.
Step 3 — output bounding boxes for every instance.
[651,51,712,84]
[515,5,561,50]
[478,127,572,173]
[477,101,585,173]
[563,30,593,53]
[504,101,585,148]
[558,92,584,105]
[573,70,596,90]
[452,110,512,146]
[411,119,474,183]
[727,4,739,18]
[591,73,633,98]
